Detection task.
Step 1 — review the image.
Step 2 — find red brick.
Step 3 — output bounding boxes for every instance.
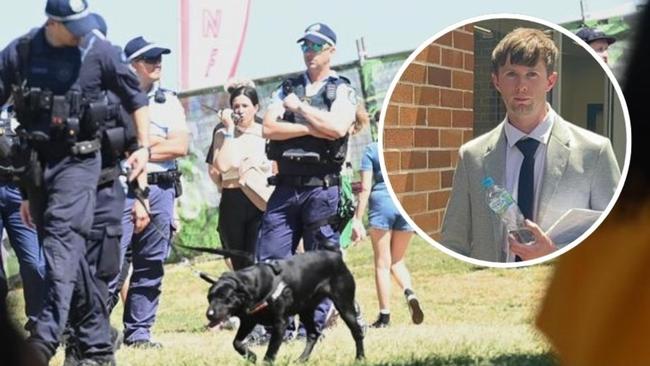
[384,151,400,171]
[452,70,474,90]
[391,83,412,104]
[412,211,439,233]
[452,110,473,128]
[440,129,463,148]
[450,151,459,167]
[427,108,452,127]
[453,30,474,51]
[401,63,427,83]
[413,171,440,191]
[463,129,474,143]
[441,48,464,69]
[463,91,474,108]
[401,151,428,170]
[389,173,413,193]
[414,86,439,106]
[428,190,451,210]
[418,44,441,64]
[428,150,451,168]
[430,231,442,242]
[427,66,451,87]
[414,128,439,148]
[384,128,413,148]
[440,89,463,108]
[401,193,428,214]
[440,169,455,188]
[435,32,452,47]
[464,53,474,71]
[384,105,398,126]
[463,24,474,32]
[400,106,426,126]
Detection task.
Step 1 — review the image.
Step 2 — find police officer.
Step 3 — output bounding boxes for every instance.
[0,105,44,333]
[109,36,188,349]
[63,14,144,364]
[0,1,151,365]
[259,23,357,336]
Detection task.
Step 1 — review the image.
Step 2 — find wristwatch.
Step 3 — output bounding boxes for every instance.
[140,186,150,200]
[138,144,152,157]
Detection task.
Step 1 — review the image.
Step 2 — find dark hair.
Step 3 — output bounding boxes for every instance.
[227,85,259,107]
[491,28,558,75]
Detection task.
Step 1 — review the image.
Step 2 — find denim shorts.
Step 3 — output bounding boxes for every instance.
[368,190,413,231]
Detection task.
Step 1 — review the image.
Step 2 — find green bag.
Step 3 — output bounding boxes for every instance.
[337,172,355,248]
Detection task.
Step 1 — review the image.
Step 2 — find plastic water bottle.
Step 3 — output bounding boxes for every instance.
[482,177,535,244]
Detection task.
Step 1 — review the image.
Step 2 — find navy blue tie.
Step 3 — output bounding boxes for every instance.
[515,138,540,221]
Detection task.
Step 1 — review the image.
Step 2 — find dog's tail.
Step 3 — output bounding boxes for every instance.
[176,244,254,262]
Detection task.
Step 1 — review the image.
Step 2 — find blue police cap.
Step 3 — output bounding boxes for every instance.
[297,23,337,46]
[45,0,98,38]
[124,36,171,62]
[91,13,107,37]
[576,27,616,45]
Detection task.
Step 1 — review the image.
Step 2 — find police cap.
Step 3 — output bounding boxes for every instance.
[297,22,337,46]
[124,36,171,62]
[576,27,616,45]
[45,0,98,38]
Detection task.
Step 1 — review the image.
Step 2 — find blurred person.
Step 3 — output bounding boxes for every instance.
[576,27,616,64]
[351,142,423,327]
[441,28,620,262]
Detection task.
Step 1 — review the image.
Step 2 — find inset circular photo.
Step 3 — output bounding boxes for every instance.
[379,14,630,267]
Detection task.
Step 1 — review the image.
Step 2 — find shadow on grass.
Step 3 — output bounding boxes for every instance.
[357,352,557,366]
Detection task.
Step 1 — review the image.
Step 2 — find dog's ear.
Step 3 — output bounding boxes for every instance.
[199,272,218,284]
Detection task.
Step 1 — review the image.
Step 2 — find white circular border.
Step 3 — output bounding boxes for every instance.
[377,13,631,269]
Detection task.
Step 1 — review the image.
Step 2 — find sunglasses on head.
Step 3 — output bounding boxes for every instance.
[300,42,328,54]
[138,55,162,64]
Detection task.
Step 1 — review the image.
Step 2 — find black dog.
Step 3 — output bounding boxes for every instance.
[198,250,365,363]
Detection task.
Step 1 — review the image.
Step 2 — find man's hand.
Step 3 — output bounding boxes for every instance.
[283,93,302,112]
[509,219,557,261]
[126,147,149,181]
[20,200,34,229]
[132,198,151,233]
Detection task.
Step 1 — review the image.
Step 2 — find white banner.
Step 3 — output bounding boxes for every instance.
[179,0,251,91]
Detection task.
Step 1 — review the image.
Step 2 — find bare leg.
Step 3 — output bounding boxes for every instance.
[370,228,392,312]
[388,230,414,291]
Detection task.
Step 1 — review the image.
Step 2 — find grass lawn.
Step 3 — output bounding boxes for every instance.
[6,235,557,365]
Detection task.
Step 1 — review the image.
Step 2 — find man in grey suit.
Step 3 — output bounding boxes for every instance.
[441,28,621,263]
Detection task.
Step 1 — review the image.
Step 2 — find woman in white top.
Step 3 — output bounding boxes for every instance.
[209,84,272,270]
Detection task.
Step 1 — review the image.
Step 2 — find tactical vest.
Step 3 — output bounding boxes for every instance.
[11,29,104,157]
[266,75,350,176]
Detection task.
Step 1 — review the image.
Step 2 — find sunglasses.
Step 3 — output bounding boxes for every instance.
[300,42,328,54]
[138,55,162,65]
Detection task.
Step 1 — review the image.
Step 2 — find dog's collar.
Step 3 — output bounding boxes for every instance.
[246,280,287,315]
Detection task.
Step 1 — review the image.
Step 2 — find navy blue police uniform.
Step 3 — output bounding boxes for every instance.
[257,22,358,336]
[0,1,147,364]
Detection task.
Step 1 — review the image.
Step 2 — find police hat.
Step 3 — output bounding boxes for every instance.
[124,36,171,62]
[297,23,337,46]
[91,13,107,38]
[576,27,616,45]
[45,0,98,38]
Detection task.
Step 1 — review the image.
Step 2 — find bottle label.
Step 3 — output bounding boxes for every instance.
[488,191,515,215]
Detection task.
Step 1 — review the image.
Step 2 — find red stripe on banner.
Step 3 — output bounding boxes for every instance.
[228,0,251,79]
[180,0,190,91]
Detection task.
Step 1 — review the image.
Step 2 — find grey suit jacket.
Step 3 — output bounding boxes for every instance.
[441,114,621,262]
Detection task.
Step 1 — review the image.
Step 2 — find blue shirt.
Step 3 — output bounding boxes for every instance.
[360,142,386,192]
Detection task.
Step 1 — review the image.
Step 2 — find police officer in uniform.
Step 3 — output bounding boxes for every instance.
[259,23,357,336]
[110,36,188,349]
[0,105,44,332]
[0,1,151,364]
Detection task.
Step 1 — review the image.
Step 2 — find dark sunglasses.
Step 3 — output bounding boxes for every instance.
[138,55,162,64]
[300,42,327,54]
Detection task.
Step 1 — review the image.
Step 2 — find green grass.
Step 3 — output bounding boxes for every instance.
[6,236,556,365]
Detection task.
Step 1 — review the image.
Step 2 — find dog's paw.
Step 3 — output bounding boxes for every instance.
[245,351,257,363]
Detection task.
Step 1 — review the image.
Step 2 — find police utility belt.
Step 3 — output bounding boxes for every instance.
[148,170,181,185]
[12,87,104,156]
[268,173,340,188]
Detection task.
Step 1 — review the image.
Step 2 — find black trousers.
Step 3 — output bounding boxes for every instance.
[218,188,262,270]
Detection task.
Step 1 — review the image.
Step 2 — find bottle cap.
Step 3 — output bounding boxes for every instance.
[481,176,494,188]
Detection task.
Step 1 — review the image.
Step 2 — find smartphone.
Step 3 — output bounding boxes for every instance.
[509,228,535,245]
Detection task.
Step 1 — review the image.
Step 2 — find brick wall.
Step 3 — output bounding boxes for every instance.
[383,25,474,240]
